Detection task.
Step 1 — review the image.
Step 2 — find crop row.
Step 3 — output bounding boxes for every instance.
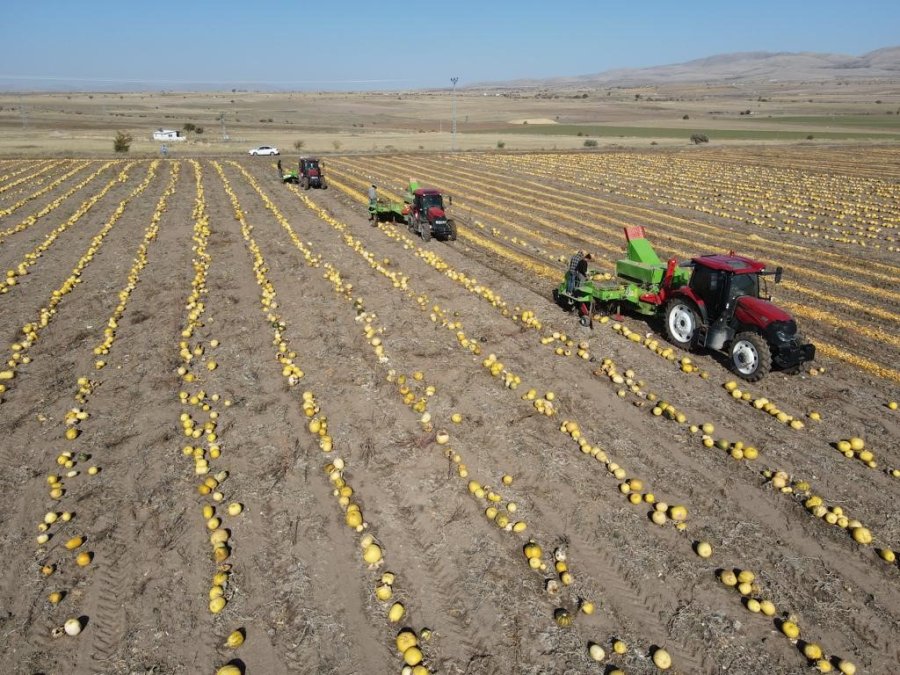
[26,160,175,651]
[466,152,900,249]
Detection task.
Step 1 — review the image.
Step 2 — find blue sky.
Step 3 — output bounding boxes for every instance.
[1,0,897,90]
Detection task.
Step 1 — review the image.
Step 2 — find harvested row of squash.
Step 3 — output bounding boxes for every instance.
[0,160,123,294]
[0,159,63,200]
[0,162,157,404]
[33,161,175,648]
[0,160,90,226]
[217,161,435,674]
[178,161,248,670]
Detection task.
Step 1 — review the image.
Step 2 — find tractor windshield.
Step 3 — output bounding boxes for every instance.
[421,194,443,210]
[729,273,760,300]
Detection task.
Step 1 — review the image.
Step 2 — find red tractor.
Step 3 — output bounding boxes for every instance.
[298,157,327,189]
[404,180,456,242]
[661,252,814,380]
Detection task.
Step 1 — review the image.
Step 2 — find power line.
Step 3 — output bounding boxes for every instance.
[450,76,459,151]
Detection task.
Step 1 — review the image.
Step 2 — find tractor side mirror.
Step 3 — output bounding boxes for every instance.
[774,266,783,283]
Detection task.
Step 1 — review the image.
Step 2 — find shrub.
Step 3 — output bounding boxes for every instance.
[682,114,689,120]
[294,140,305,150]
[195,127,204,135]
[690,133,709,145]
[806,135,814,140]
[183,123,196,133]
[497,140,506,149]
[332,140,342,150]
[113,130,133,153]
[583,139,598,147]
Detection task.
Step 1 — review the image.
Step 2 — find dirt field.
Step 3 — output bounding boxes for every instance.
[0,148,898,675]
[1,83,898,156]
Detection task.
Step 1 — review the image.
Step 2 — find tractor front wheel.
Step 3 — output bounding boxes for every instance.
[730,332,771,381]
[665,299,698,349]
[421,222,431,242]
[448,221,457,241]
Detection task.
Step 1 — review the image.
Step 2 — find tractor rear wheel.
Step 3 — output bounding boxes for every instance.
[664,299,698,349]
[731,332,771,381]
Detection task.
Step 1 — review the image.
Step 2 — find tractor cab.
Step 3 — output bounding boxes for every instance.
[414,189,444,216]
[300,158,320,175]
[688,255,765,318]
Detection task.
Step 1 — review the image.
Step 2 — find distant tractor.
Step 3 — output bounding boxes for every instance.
[554,226,815,381]
[404,180,456,242]
[298,157,327,189]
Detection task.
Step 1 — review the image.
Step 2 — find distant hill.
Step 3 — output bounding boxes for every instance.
[472,46,900,89]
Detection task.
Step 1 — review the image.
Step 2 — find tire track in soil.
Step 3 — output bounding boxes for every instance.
[568,516,712,674]
[83,506,130,671]
[403,488,499,665]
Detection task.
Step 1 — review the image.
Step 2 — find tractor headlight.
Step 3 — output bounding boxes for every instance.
[767,320,796,345]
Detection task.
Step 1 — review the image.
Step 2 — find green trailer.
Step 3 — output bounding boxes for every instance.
[555,226,691,322]
[368,198,407,224]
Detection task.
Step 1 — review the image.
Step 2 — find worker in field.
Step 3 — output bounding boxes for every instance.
[368,184,378,221]
[566,251,592,294]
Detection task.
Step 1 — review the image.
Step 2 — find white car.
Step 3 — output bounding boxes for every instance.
[249,146,279,156]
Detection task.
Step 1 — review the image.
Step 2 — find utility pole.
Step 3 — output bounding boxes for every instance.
[450,76,459,151]
[219,112,228,142]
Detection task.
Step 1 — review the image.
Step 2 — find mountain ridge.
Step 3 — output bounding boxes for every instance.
[470,46,900,89]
